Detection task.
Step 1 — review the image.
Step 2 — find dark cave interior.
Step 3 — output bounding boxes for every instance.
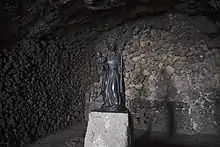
[0,0,220,147]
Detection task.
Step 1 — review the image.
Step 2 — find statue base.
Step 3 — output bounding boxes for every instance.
[93,105,128,113]
[84,0,126,10]
[84,111,131,147]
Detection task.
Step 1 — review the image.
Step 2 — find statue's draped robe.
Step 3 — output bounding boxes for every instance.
[104,51,123,109]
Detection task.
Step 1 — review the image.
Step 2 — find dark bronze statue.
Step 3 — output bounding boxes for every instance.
[96,44,126,112]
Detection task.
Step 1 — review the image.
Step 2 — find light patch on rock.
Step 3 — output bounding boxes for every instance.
[125,89,131,97]
[174,75,185,90]
[85,112,130,147]
[134,83,143,90]
[158,63,163,68]
[148,74,155,81]
[140,41,146,48]
[165,65,174,75]
[141,58,147,64]
[192,119,198,131]
[132,56,141,62]
[140,54,145,58]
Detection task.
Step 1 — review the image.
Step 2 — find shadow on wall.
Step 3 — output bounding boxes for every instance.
[134,134,202,147]
[130,96,220,147]
[132,101,181,147]
[130,66,220,147]
[214,99,220,134]
[132,101,220,147]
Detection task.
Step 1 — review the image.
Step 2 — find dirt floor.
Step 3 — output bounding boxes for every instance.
[0,0,220,147]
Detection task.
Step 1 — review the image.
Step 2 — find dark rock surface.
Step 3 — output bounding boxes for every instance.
[0,1,96,147]
[208,36,220,49]
[0,36,91,146]
[190,16,219,34]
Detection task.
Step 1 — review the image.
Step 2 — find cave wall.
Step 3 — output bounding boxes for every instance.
[84,7,220,142]
[0,1,94,146]
[0,38,89,146]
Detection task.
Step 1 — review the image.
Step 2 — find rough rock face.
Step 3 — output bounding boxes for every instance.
[0,1,97,146]
[209,0,220,10]
[0,36,91,146]
[0,0,102,146]
[86,12,220,139]
[85,112,130,147]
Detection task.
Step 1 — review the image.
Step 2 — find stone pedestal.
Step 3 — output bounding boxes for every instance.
[84,111,130,147]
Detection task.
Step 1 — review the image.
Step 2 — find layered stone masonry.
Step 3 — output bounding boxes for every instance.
[85,13,220,136]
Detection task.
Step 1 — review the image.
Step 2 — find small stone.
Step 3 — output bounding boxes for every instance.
[166,56,173,65]
[174,75,184,89]
[213,74,220,87]
[130,87,140,98]
[148,79,157,92]
[165,65,174,75]
[125,89,131,97]
[140,54,145,58]
[161,31,170,39]
[133,35,139,39]
[200,44,208,51]
[158,63,163,68]
[162,54,168,62]
[123,49,129,56]
[147,63,157,72]
[173,56,181,62]
[126,63,135,72]
[132,39,140,48]
[162,43,170,49]
[135,83,143,90]
[174,61,184,70]
[141,58,147,64]
[135,64,141,72]
[150,29,157,36]
[156,54,168,62]
[140,41,146,48]
[132,56,141,62]
[148,75,155,81]
[153,43,161,50]
[143,69,150,76]
[186,51,194,56]
[125,72,131,78]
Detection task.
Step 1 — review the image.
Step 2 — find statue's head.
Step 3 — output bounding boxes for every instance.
[108,43,117,52]
[107,59,117,69]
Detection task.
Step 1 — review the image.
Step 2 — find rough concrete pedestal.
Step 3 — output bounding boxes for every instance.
[84,111,130,147]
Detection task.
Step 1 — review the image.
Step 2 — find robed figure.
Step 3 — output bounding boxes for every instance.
[97,45,126,112]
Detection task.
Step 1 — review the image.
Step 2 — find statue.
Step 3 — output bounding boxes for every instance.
[96,44,127,112]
